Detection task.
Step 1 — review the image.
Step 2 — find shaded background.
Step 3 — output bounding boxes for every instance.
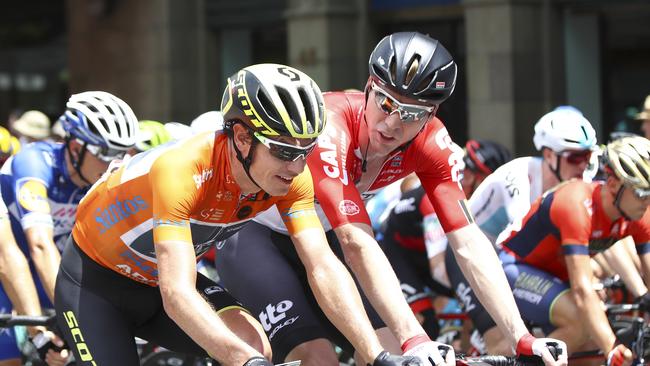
[1,0,649,155]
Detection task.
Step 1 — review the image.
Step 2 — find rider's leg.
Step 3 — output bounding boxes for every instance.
[219,308,272,360]
[546,290,590,355]
[285,339,339,366]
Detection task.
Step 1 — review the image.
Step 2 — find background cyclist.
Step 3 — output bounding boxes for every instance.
[498,135,650,366]
[0,91,138,365]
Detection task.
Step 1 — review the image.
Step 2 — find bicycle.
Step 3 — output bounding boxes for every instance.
[0,314,64,366]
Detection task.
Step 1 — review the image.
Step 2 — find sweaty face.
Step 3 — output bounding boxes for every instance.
[248,136,311,196]
[364,85,435,157]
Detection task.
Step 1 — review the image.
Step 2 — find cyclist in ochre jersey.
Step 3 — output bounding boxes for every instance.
[497,136,650,366]
[217,32,567,366]
[0,91,138,366]
[54,64,419,366]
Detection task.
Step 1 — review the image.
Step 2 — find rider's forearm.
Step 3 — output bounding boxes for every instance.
[25,227,60,303]
[335,223,424,344]
[0,239,42,316]
[306,253,384,364]
[570,284,616,354]
[640,253,650,289]
[602,238,647,297]
[447,224,529,349]
[161,286,260,365]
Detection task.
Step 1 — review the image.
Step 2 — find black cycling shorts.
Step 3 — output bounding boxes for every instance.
[216,221,385,363]
[55,236,242,366]
[444,244,497,335]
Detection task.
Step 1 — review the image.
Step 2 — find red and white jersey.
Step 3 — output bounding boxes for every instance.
[255,91,472,234]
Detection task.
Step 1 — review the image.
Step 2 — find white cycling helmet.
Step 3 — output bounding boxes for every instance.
[61,91,138,151]
[191,111,223,134]
[533,106,597,152]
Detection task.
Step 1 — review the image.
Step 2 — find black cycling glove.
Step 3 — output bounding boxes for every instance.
[371,351,423,366]
[636,291,650,313]
[242,356,273,366]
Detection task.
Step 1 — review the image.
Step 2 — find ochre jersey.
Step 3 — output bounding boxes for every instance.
[501,180,650,281]
[254,91,471,234]
[73,132,321,286]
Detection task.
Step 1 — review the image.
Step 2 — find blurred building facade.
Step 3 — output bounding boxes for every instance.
[1,0,649,154]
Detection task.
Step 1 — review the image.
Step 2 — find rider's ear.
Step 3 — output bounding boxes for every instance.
[67,139,82,160]
[232,124,252,155]
[542,148,556,168]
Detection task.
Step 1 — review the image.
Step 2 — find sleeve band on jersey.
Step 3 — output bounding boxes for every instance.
[636,242,650,255]
[562,244,589,256]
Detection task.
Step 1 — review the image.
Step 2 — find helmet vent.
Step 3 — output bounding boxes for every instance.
[276,86,301,128]
[404,55,420,88]
[389,57,397,85]
[371,64,389,85]
[298,88,315,134]
[257,89,282,124]
[580,126,588,140]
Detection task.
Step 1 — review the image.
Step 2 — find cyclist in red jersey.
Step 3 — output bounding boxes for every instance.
[54,65,421,366]
[499,136,650,366]
[217,32,567,366]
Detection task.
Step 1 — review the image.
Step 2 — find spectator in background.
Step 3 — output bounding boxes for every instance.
[636,95,650,139]
[50,120,66,142]
[11,110,51,143]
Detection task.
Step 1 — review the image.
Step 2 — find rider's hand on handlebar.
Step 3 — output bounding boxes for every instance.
[242,356,273,366]
[607,344,633,366]
[635,291,650,314]
[372,351,422,366]
[401,334,455,366]
[516,334,568,366]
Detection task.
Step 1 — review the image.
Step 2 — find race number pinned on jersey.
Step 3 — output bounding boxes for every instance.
[434,129,464,189]
[17,179,50,214]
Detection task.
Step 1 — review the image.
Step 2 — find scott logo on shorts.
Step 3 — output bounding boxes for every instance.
[95,195,148,233]
[259,300,300,339]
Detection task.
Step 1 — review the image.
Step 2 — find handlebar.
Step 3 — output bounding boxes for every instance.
[0,314,57,327]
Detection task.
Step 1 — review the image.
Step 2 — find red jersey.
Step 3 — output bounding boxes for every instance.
[501,181,650,281]
[307,91,471,233]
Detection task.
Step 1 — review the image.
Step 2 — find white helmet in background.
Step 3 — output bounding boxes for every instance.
[164,122,193,140]
[61,91,139,151]
[533,106,597,153]
[190,111,223,134]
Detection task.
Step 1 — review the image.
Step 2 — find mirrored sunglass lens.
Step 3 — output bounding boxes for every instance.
[375,93,395,115]
[633,188,650,199]
[565,151,591,164]
[269,143,315,162]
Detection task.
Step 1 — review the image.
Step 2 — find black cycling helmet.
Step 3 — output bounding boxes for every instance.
[463,139,512,175]
[368,32,457,104]
[221,63,326,139]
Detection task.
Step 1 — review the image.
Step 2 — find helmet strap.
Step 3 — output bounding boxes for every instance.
[231,130,262,190]
[549,154,563,183]
[65,138,93,187]
[613,184,632,221]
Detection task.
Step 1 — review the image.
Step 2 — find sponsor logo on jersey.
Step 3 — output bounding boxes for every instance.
[200,207,226,220]
[237,205,252,219]
[338,200,360,216]
[259,300,300,340]
[434,128,464,187]
[193,169,213,189]
[17,180,50,213]
[95,195,148,233]
[318,125,349,185]
[394,197,416,214]
[204,286,224,295]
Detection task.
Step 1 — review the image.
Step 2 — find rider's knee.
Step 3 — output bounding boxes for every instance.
[286,338,338,366]
[218,308,272,359]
